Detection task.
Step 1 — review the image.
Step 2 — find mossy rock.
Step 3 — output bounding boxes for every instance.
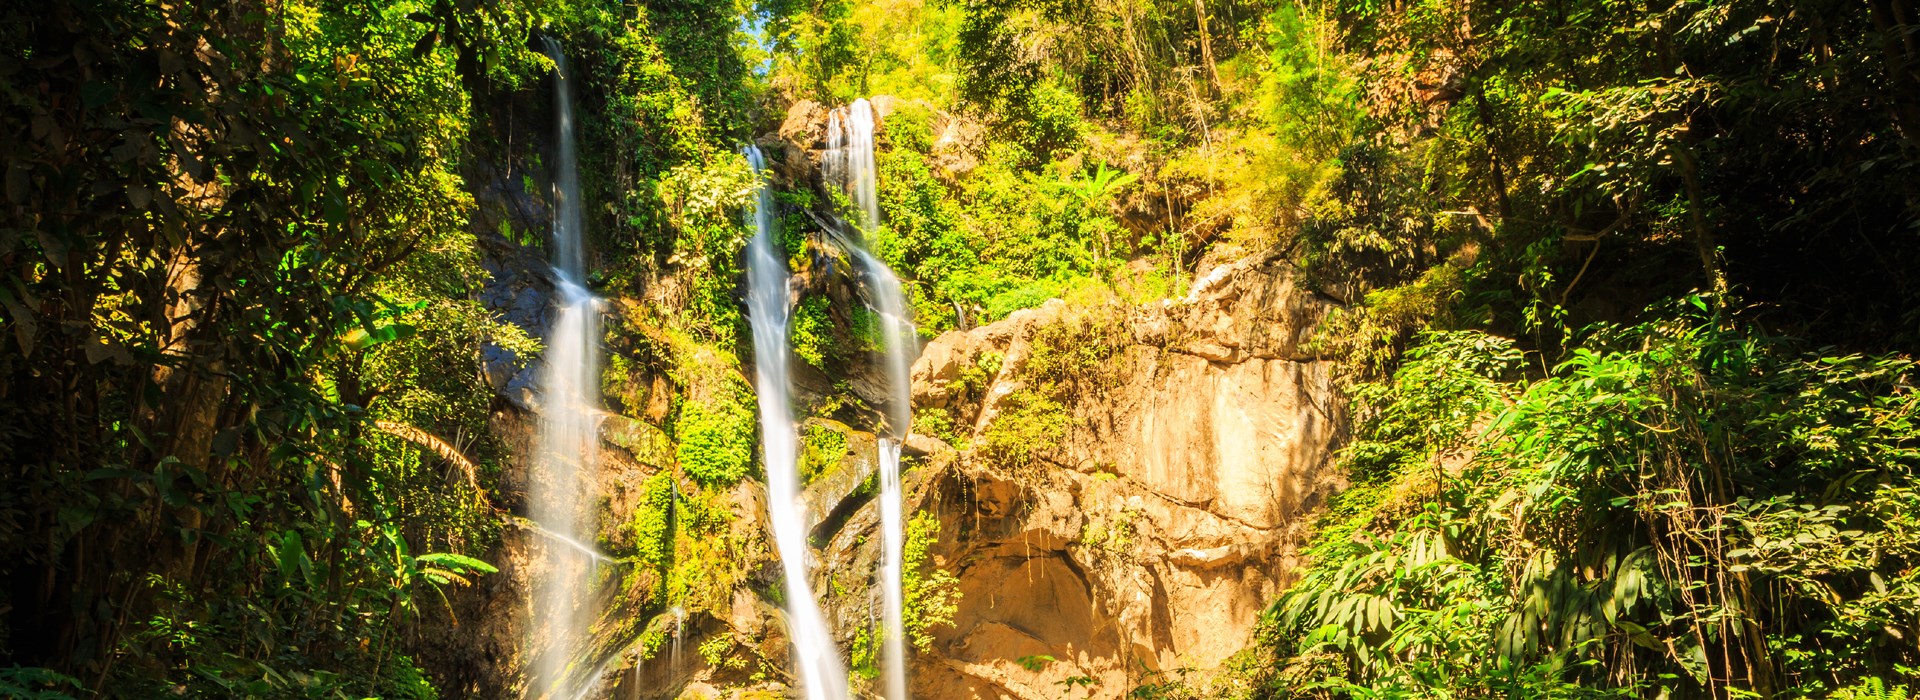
[797,418,879,539]
[602,414,674,468]
[799,419,853,483]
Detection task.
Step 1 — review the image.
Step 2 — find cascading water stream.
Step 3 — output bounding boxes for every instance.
[670,605,686,670]
[743,145,851,700]
[531,38,606,700]
[828,98,913,700]
[856,250,914,700]
[826,101,881,231]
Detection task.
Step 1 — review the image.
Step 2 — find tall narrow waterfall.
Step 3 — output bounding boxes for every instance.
[861,250,914,700]
[743,145,850,700]
[532,38,605,699]
[829,98,913,700]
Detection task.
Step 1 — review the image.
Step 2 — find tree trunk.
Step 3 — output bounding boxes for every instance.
[1471,86,1513,218]
[1669,141,1728,298]
[1193,0,1222,95]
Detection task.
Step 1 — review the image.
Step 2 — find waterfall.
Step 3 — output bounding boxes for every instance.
[828,98,913,700]
[743,145,851,700]
[531,38,607,700]
[669,605,686,670]
[544,41,585,279]
[865,256,914,700]
[825,100,880,231]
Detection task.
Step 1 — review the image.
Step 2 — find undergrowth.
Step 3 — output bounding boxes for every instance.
[1260,305,1920,698]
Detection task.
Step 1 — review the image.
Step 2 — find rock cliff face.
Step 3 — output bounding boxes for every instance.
[887,257,1347,698]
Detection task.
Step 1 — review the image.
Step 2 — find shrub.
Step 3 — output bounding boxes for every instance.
[674,395,757,486]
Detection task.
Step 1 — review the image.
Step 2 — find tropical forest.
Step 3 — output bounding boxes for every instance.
[2,0,1918,698]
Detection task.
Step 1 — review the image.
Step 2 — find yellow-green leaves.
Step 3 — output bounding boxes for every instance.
[656,152,759,243]
[414,552,500,587]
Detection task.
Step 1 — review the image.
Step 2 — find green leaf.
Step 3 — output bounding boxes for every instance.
[1015,654,1055,671]
[342,322,416,351]
[413,30,439,60]
[415,552,498,575]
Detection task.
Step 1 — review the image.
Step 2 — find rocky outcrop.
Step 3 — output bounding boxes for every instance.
[776,97,985,184]
[897,256,1346,698]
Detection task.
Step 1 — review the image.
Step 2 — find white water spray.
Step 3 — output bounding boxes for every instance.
[670,605,686,669]
[743,144,851,700]
[828,98,913,700]
[531,38,606,700]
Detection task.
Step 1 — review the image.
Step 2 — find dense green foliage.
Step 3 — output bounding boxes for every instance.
[1267,316,1920,697]
[799,421,851,482]
[673,386,758,487]
[902,511,961,652]
[874,131,1152,327]
[6,0,1918,695]
[1238,0,1920,695]
[1299,0,1920,367]
[849,509,961,678]
[0,0,770,694]
[759,3,1184,336]
[0,0,543,694]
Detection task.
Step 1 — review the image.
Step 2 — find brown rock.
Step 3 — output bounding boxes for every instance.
[778,99,827,146]
[895,259,1346,698]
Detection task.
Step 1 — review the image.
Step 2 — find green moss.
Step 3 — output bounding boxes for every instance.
[602,353,652,418]
[799,421,851,483]
[849,626,879,680]
[903,512,960,651]
[674,393,756,487]
[791,295,837,369]
[620,472,744,612]
[849,305,885,353]
[628,473,677,570]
